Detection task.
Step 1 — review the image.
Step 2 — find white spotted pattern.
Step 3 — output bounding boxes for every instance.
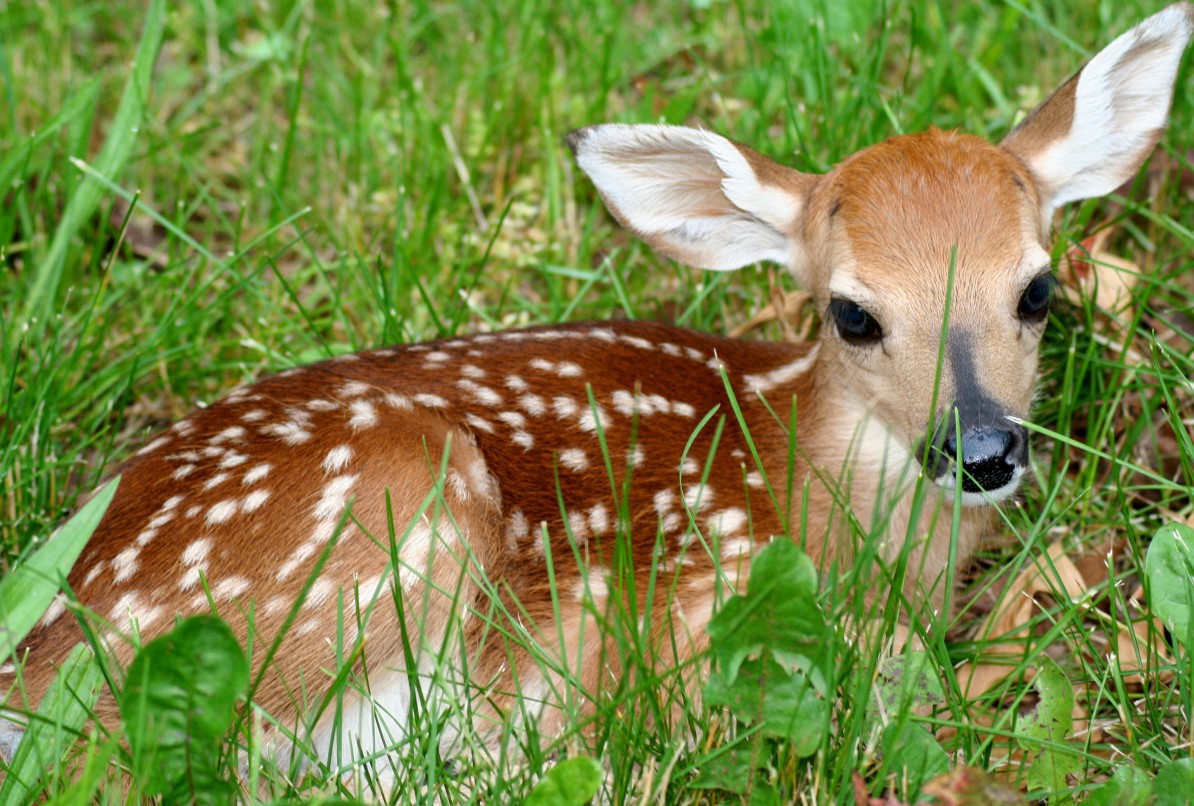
[243,463,272,485]
[323,444,355,474]
[559,448,589,472]
[348,399,379,430]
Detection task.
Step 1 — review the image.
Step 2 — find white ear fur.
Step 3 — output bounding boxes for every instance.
[1005,3,1194,219]
[567,124,811,272]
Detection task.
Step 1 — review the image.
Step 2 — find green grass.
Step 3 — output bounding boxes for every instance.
[1,0,1193,802]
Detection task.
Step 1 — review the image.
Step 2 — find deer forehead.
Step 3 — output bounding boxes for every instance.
[813,131,1044,302]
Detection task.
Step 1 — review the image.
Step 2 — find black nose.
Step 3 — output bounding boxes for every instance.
[939,423,1028,492]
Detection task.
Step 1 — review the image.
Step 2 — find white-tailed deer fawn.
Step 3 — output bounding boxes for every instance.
[3,1,1192,778]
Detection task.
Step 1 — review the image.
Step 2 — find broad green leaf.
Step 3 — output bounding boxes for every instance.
[881,718,950,795]
[1145,522,1194,647]
[0,645,104,804]
[1017,657,1079,800]
[691,746,756,794]
[1155,757,1194,806]
[120,616,248,802]
[870,652,946,720]
[704,539,830,688]
[524,756,602,806]
[705,655,829,757]
[0,477,120,658]
[1083,765,1153,806]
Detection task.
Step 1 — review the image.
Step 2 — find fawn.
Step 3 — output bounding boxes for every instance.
[3,1,1192,779]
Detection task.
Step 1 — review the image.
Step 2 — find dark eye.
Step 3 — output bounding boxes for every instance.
[827,298,882,346]
[1018,274,1056,323]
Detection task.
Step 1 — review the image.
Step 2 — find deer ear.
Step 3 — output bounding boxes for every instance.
[1002,3,1194,222]
[567,124,815,274]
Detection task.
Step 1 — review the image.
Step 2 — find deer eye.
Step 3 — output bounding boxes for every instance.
[827,298,882,346]
[1017,273,1056,323]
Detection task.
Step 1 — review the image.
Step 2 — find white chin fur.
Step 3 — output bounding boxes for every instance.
[935,465,1024,507]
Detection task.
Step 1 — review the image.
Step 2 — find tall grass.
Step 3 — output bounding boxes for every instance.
[1,0,1192,802]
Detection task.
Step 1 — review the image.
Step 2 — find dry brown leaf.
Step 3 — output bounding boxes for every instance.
[1063,229,1143,317]
[920,764,1025,805]
[956,542,1087,701]
[728,269,813,342]
[851,771,912,805]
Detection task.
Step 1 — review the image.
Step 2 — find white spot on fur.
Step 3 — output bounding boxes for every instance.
[305,578,336,608]
[628,444,645,468]
[573,570,609,603]
[707,507,748,536]
[519,393,547,416]
[529,358,554,372]
[620,335,654,351]
[567,510,589,541]
[83,561,106,587]
[458,380,503,407]
[672,401,696,418]
[243,463,272,485]
[743,346,820,393]
[425,351,451,362]
[560,448,588,472]
[174,464,196,480]
[311,475,358,524]
[219,451,248,469]
[447,469,469,501]
[136,436,170,456]
[307,399,341,411]
[578,402,610,433]
[261,420,312,445]
[213,576,251,602]
[507,509,529,543]
[243,489,271,513]
[512,431,535,450]
[746,471,765,489]
[182,537,213,567]
[684,484,713,511]
[654,489,675,517]
[211,426,246,444]
[465,413,496,434]
[39,593,67,627]
[556,361,583,378]
[349,399,379,430]
[203,472,230,491]
[206,499,239,525]
[462,364,486,379]
[413,393,449,408]
[553,396,578,419]
[109,591,143,623]
[505,375,529,392]
[589,503,610,534]
[323,445,355,474]
[384,393,413,411]
[498,411,527,429]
